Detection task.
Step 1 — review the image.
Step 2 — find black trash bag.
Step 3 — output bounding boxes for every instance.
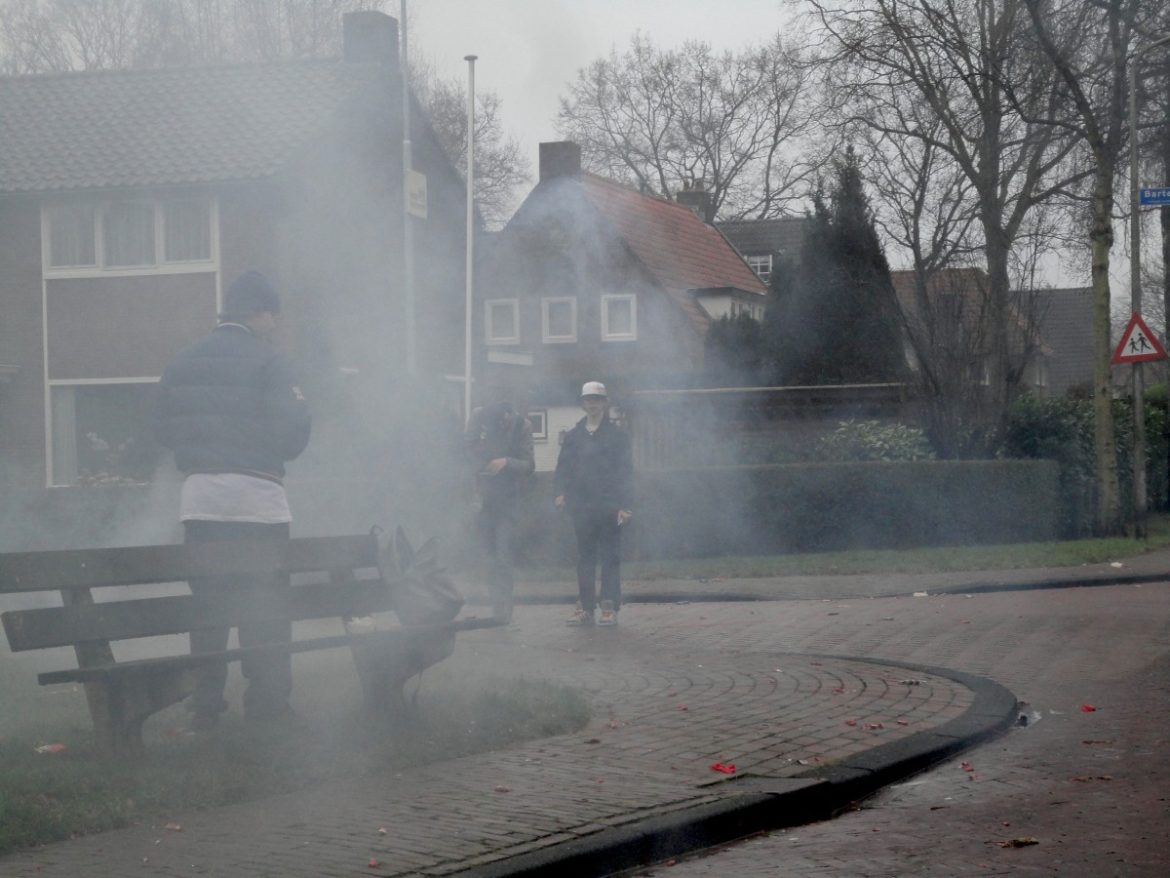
[378,526,464,626]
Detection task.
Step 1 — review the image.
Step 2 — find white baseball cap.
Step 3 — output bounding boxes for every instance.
[580,381,607,398]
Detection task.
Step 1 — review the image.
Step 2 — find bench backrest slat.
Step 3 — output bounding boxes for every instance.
[3,578,396,651]
[0,535,379,594]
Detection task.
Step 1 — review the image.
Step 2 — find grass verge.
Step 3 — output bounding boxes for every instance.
[0,656,590,855]
[517,514,1170,581]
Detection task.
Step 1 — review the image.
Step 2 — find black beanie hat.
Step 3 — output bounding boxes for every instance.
[222,271,280,318]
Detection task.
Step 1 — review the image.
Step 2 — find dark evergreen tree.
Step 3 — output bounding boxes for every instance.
[772,148,905,385]
[704,311,767,386]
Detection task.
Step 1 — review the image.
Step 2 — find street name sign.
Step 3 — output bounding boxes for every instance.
[1112,313,1168,364]
[1139,187,1170,206]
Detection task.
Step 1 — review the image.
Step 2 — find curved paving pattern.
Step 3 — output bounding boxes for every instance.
[0,604,1013,878]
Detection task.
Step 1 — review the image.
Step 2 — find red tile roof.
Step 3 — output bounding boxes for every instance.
[579,174,767,332]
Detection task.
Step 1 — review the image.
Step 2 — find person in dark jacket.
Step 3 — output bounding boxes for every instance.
[554,382,633,627]
[465,394,534,622]
[155,270,311,729]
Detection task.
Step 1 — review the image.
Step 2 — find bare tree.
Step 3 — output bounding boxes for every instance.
[1017,0,1165,535]
[556,33,823,221]
[806,0,1082,453]
[410,63,531,229]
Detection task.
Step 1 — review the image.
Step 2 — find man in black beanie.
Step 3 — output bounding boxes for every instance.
[156,270,311,729]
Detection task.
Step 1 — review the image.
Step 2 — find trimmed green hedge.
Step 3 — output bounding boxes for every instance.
[514,460,1059,561]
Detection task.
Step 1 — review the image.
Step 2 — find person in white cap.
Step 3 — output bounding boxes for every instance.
[554,381,634,626]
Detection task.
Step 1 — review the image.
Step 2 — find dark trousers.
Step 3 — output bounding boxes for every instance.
[572,508,622,612]
[477,501,515,619]
[184,519,292,718]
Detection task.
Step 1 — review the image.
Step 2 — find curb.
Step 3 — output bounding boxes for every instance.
[498,572,1169,606]
[458,657,1019,877]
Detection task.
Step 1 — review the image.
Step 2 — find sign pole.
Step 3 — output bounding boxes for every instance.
[1129,49,1147,538]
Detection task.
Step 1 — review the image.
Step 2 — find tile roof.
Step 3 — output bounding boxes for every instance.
[0,60,384,192]
[1033,286,1094,394]
[579,174,767,333]
[717,216,806,261]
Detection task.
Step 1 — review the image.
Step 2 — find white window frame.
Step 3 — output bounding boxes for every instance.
[746,254,772,284]
[601,294,637,341]
[528,409,548,441]
[541,296,577,343]
[484,298,520,345]
[42,196,218,278]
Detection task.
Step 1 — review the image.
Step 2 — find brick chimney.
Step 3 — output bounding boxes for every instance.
[676,179,714,223]
[342,10,399,67]
[539,142,582,182]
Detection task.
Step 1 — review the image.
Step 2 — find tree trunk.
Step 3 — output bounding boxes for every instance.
[1090,165,1123,534]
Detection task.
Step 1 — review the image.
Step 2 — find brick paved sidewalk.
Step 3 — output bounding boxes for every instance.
[0,604,1014,878]
[640,583,1170,877]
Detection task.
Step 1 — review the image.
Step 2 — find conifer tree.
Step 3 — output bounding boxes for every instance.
[773,148,905,384]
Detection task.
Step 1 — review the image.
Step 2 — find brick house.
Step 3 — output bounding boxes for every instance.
[0,11,468,510]
[476,142,768,471]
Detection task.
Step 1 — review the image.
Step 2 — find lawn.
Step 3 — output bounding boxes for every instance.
[517,514,1170,581]
[0,641,590,855]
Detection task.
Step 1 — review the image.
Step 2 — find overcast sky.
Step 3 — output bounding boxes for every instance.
[411,0,792,177]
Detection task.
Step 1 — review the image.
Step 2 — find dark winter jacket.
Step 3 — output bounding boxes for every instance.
[465,403,534,507]
[553,416,633,513]
[155,324,311,480]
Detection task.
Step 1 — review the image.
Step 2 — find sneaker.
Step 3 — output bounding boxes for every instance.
[598,600,618,627]
[566,605,594,626]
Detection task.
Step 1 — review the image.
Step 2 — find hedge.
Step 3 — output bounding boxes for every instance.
[514,460,1060,562]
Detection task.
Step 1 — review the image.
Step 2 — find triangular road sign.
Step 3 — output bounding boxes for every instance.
[1112,313,1168,364]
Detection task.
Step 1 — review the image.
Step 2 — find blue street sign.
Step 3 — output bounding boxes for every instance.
[1140,187,1170,206]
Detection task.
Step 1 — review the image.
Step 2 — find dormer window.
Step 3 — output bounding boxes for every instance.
[746,254,772,284]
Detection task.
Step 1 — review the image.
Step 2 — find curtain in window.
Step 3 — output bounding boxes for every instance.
[103,203,155,267]
[47,205,97,267]
[164,200,211,261]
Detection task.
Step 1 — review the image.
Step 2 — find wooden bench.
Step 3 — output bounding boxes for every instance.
[0,532,498,755]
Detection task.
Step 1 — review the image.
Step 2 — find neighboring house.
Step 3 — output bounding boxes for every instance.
[890,268,1057,397]
[716,216,805,291]
[476,142,768,472]
[0,11,468,497]
[1032,287,1094,396]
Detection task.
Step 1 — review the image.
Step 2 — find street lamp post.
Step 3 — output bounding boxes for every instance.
[1128,33,1170,538]
[464,55,477,426]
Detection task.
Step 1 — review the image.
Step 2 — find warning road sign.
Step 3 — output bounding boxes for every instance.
[1112,313,1168,364]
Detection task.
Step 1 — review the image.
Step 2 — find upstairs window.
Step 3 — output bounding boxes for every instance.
[746,254,772,284]
[103,202,156,267]
[542,297,577,343]
[485,299,520,345]
[601,294,637,341]
[46,204,97,267]
[44,197,214,273]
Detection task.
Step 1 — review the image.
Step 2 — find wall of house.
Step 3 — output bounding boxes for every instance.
[0,198,47,491]
[476,181,702,407]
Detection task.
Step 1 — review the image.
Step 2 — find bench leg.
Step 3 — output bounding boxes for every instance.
[84,667,198,757]
[350,630,456,716]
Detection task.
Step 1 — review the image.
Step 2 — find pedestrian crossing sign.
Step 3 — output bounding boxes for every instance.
[1112,313,1168,364]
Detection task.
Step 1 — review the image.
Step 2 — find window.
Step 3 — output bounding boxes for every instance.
[44,197,215,275]
[746,254,772,284]
[541,297,577,343]
[164,200,212,262]
[528,409,548,441]
[601,294,637,341]
[103,202,156,267]
[46,204,97,267]
[50,383,163,486]
[485,299,519,344]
